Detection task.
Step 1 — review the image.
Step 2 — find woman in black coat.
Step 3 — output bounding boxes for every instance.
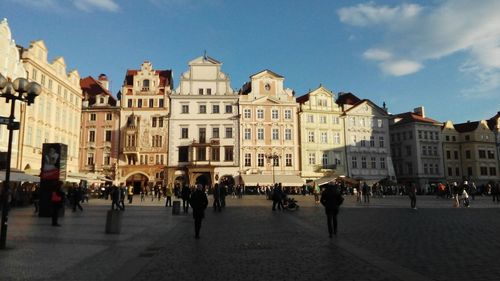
[320,183,344,237]
[189,184,208,239]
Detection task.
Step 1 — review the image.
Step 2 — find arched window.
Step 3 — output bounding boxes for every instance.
[142,79,150,90]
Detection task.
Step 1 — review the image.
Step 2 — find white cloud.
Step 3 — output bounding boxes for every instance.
[363,48,392,61]
[339,0,500,95]
[380,60,423,76]
[338,2,421,27]
[9,0,60,10]
[73,0,119,12]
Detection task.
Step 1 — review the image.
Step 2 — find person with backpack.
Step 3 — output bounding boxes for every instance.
[320,182,344,237]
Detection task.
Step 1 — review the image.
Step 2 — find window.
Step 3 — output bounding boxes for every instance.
[320,116,327,124]
[90,113,96,121]
[480,167,488,176]
[351,156,357,168]
[198,88,204,95]
[308,131,315,143]
[87,153,94,166]
[455,167,460,176]
[377,119,383,128]
[349,117,355,126]
[206,88,211,95]
[225,127,233,138]
[371,157,376,169]
[182,105,189,114]
[199,105,206,114]
[284,110,292,120]
[244,153,251,167]
[454,151,459,159]
[272,128,279,140]
[448,167,453,177]
[258,154,264,167]
[199,128,206,143]
[159,99,164,108]
[271,109,279,119]
[104,153,111,166]
[285,154,292,167]
[406,146,412,156]
[106,113,112,121]
[490,167,497,176]
[380,157,386,169]
[32,69,37,80]
[152,117,157,127]
[89,131,96,142]
[197,147,206,161]
[322,153,328,168]
[351,135,357,145]
[333,133,340,144]
[285,129,292,141]
[379,136,384,148]
[224,146,234,161]
[244,109,251,119]
[446,135,450,141]
[321,132,328,143]
[370,136,375,147]
[244,128,251,140]
[465,135,470,141]
[361,156,367,169]
[332,116,339,124]
[257,109,264,119]
[128,99,133,108]
[137,99,142,108]
[105,130,112,142]
[181,128,188,139]
[152,135,162,147]
[149,99,154,108]
[212,147,220,161]
[48,79,52,90]
[308,153,316,165]
[446,150,451,159]
[225,105,233,113]
[488,150,495,159]
[466,150,471,159]
[424,163,428,174]
[212,127,219,139]
[479,150,486,159]
[361,137,366,147]
[467,167,473,177]
[273,156,280,167]
[452,136,456,141]
[408,131,413,139]
[159,118,163,127]
[257,128,264,140]
[212,105,220,114]
[307,115,314,123]
[143,79,150,90]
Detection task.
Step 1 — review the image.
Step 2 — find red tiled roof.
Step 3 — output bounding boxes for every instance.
[393,112,441,125]
[296,92,310,104]
[454,121,480,133]
[238,82,252,95]
[80,76,116,106]
[336,92,361,105]
[124,69,173,88]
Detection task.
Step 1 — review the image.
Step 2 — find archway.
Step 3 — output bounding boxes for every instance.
[195,173,211,188]
[219,175,235,188]
[174,176,187,189]
[126,173,149,194]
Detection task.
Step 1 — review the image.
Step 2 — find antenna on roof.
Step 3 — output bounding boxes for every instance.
[203,50,207,60]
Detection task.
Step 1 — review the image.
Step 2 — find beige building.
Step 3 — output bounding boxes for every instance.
[447,120,498,184]
[487,112,500,171]
[0,19,26,169]
[19,40,82,174]
[117,61,172,192]
[337,93,395,184]
[238,70,303,188]
[79,74,120,181]
[441,121,463,183]
[167,55,239,188]
[297,86,345,182]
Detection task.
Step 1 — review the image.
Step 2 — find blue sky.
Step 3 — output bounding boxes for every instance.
[1,0,499,123]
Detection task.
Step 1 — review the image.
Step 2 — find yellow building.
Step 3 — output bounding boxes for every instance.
[238,70,303,188]
[297,86,345,181]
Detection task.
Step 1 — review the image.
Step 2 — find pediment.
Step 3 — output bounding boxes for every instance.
[345,100,387,117]
[309,86,334,98]
[251,69,283,80]
[251,96,281,105]
[189,55,221,65]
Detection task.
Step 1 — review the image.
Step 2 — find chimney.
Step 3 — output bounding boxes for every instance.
[98,73,109,91]
[413,106,425,118]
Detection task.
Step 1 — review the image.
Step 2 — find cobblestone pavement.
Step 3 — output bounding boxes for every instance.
[0,195,499,281]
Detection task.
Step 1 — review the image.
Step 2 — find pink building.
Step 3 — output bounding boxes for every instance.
[79,74,120,181]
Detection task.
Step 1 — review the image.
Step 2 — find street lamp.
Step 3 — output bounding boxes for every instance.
[0,73,41,249]
[265,153,280,185]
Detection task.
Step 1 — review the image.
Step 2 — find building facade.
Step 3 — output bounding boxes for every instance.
[297,86,345,181]
[19,40,82,174]
[441,121,462,183]
[79,74,120,180]
[0,19,26,169]
[117,61,172,192]
[337,93,395,184]
[390,107,444,188]
[453,120,498,184]
[238,70,302,188]
[167,56,239,189]
[487,112,500,172]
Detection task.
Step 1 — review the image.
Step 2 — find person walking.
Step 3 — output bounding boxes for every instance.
[181,185,191,213]
[407,183,417,209]
[51,181,65,227]
[189,184,208,239]
[362,182,370,203]
[127,184,134,204]
[212,183,222,212]
[165,184,173,207]
[272,183,284,211]
[32,185,40,214]
[452,182,460,207]
[320,182,344,237]
[492,182,500,203]
[119,183,127,210]
[111,185,124,211]
[71,183,83,212]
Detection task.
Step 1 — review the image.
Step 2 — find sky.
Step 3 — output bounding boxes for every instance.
[1,0,499,124]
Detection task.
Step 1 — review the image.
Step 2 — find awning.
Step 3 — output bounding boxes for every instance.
[307,175,337,187]
[0,170,40,183]
[241,174,304,187]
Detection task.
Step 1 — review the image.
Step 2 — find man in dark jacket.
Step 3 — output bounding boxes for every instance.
[189,184,208,239]
[320,182,344,237]
[181,185,191,213]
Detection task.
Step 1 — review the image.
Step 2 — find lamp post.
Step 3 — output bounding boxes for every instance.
[0,73,41,249]
[265,153,280,186]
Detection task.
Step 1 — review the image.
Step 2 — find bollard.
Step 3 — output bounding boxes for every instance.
[172,201,181,215]
[105,210,123,234]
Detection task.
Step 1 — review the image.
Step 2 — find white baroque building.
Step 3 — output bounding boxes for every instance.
[167,55,239,188]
